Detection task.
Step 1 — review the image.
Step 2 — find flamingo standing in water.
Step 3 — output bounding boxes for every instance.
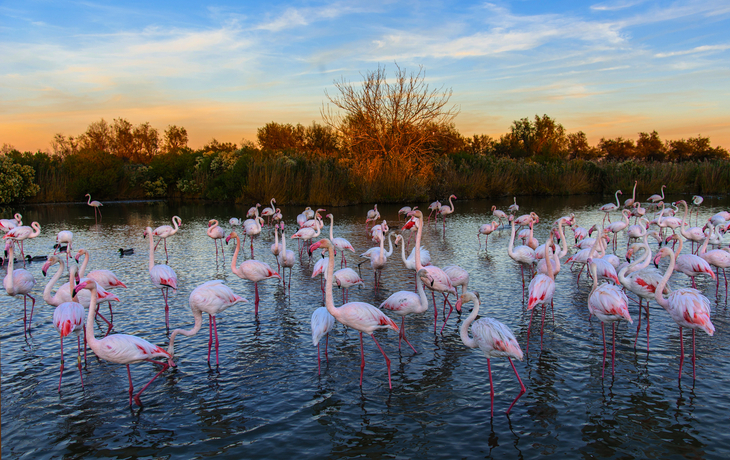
[491,206,508,228]
[74,279,173,406]
[3,221,41,260]
[587,259,632,378]
[277,226,296,288]
[698,224,730,298]
[456,291,526,416]
[647,184,666,205]
[226,231,281,315]
[508,197,519,214]
[309,238,399,389]
[438,195,457,230]
[327,214,355,268]
[478,221,499,250]
[3,241,36,335]
[526,235,555,353]
[311,306,335,375]
[663,234,715,288]
[334,268,364,303]
[75,248,127,321]
[654,246,715,380]
[624,180,638,208]
[261,198,276,227]
[85,194,103,221]
[398,206,413,220]
[0,213,22,233]
[53,297,85,391]
[144,227,178,331]
[599,190,622,224]
[675,200,705,253]
[365,205,380,230]
[271,223,284,272]
[380,268,431,353]
[507,215,537,297]
[55,231,73,262]
[405,210,456,333]
[167,280,246,366]
[207,219,226,264]
[691,195,704,226]
[427,200,441,223]
[153,216,182,262]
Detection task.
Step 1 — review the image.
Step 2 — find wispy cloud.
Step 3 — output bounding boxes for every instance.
[254,2,372,32]
[590,0,646,12]
[655,44,730,57]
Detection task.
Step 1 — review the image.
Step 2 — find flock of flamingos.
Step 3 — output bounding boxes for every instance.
[2,184,730,416]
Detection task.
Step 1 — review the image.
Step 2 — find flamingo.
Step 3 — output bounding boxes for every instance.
[370,220,389,242]
[207,219,226,264]
[663,234,715,288]
[3,221,41,260]
[144,227,178,331]
[74,279,173,406]
[624,180,637,208]
[247,203,261,218]
[599,190,623,224]
[0,213,22,233]
[691,195,703,226]
[675,200,705,253]
[526,235,555,353]
[272,208,283,225]
[626,217,649,249]
[368,231,390,292]
[380,268,431,353]
[226,231,281,315]
[53,298,85,391]
[75,248,127,321]
[296,208,311,228]
[277,226,296,288]
[243,214,264,259]
[398,206,413,220]
[405,210,456,333]
[646,184,666,204]
[698,224,730,298]
[365,204,380,230]
[261,198,276,226]
[152,216,182,262]
[656,202,681,240]
[605,210,631,251]
[334,268,364,303]
[167,280,246,366]
[508,197,519,214]
[587,259,632,378]
[631,202,647,223]
[309,238,399,389]
[438,195,457,230]
[292,215,322,257]
[327,214,355,268]
[3,241,36,335]
[478,221,499,250]
[708,211,730,227]
[271,223,284,272]
[311,306,335,375]
[538,223,568,277]
[507,215,537,296]
[654,247,715,380]
[229,217,242,227]
[491,206,508,228]
[55,230,73,262]
[456,291,526,416]
[427,200,441,223]
[85,194,103,221]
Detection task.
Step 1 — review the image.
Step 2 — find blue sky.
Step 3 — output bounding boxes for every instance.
[1,0,729,151]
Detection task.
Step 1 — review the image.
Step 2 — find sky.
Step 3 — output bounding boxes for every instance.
[1,0,729,152]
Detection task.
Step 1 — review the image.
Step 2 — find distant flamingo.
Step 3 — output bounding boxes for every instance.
[53,298,85,391]
[587,259,632,378]
[74,279,173,406]
[144,227,178,331]
[0,213,22,233]
[229,217,242,227]
[647,184,666,204]
[153,216,182,262]
[277,226,296,288]
[247,203,261,218]
[271,223,284,272]
[675,200,705,253]
[327,214,355,268]
[380,268,431,353]
[456,291,526,416]
[692,195,704,226]
[226,231,281,315]
[55,230,73,262]
[207,219,226,264]
[3,221,41,260]
[698,224,730,298]
[261,198,276,226]
[654,246,715,380]
[478,221,499,250]
[599,190,622,224]
[365,205,380,230]
[311,307,335,375]
[491,206,508,227]
[243,214,264,259]
[334,268,364,303]
[398,206,413,220]
[167,280,246,366]
[292,215,322,258]
[438,195,457,230]
[624,180,637,208]
[427,200,441,223]
[508,197,519,214]
[309,238,399,389]
[605,210,631,251]
[631,202,646,223]
[85,194,103,221]
[394,234,431,274]
[272,208,283,225]
[507,215,537,296]
[3,241,36,335]
[368,232,390,292]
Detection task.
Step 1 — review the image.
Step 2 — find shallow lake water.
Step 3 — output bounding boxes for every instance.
[2,194,730,459]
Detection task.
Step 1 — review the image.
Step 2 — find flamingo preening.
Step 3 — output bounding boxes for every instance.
[311,306,335,375]
[145,227,178,331]
[379,268,431,354]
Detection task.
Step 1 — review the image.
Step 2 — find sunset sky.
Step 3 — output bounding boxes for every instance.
[2,0,729,152]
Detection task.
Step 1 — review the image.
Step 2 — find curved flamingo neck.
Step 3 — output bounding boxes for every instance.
[556,220,569,257]
[4,244,15,288]
[85,284,101,350]
[545,239,554,280]
[614,190,621,206]
[654,250,675,309]
[328,215,334,240]
[168,304,204,354]
[77,249,90,277]
[412,213,424,270]
[678,201,693,239]
[660,185,666,200]
[459,293,479,349]
[508,218,517,257]
[589,262,599,296]
[86,194,92,205]
[447,196,455,212]
[146,227,155,271]
[230,233,242,276]
[631,181,637,201]
[323,241,339,320]
[415,269,428,312]
[384,232,394,257]
[43,258,66,304]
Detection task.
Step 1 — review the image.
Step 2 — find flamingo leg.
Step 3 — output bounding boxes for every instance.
[678,327,684,380]
[612,322,616,375]
[76,334,84,388]
[692,329,696,380]
[506,358,526,415]
[164,239,169,263]
[213,316,220,366]
[401,317,417,354]
[370,333,392,390]
[359,332,365,386]
[431,291,438,333]
[325,333,329,362]
[645,302,650,352]
[133,360,170,406]
[207,317,213,363]
[27,294,36,333]
[58,337,65,392]
[488,358,495,417]
[601,322,607,379]
[317,342,321,375]
[526,308,536,355]
[634,298,643,348]
[540,304,546,350]
[440,294,454,334]
[162,288,170,331]
[127,365,135,406]
[254,282,260,316]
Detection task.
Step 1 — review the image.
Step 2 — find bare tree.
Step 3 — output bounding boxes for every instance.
[321,63,459,174]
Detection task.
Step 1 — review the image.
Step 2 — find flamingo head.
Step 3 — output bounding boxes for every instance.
[308,238,331,256]
[73,279,96,296]
[41,256,59,276]
[407,209,423,219]
[208,219,215,227]
[74,250,84,263]
[225,231,238,245]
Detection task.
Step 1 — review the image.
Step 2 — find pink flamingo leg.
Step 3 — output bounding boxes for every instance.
[76,335,84,388]
[127,365,135,406]
[370,333,392,390]
[612,322,616,375]
[133,360,170,406]
[207,317,213,363]
[645,303,650,352]
[506,358,527,415]
[254,282,260,316]
[317,342,322,375]
[400,318,418,354]
[213,316,220,365]
[634,299,642,348]
[678,327,684,380]
[692,329,696,380]
[440,294,455,334]
[359,332,366,386]
[26,294,36,334]
[601,322,607,379]
[526,308,536,355]
[488,358,495,417]
[540,305,546,350]
[58,337,65,391]
[162,288,170,331]
[431,291,439,333]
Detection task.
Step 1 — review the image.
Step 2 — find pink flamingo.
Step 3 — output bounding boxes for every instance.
[310,238,399,389]
[76,248,127,320]
[691,195,703,226]
[507,215,537,296]
[278,226,296,288]
[271,223,284,272]
[327,214,355,268]
[365,204,380,230]
[624,180,637,208]
[427,200,441,223]
[405,210,457,333]
[247,203,261,218]
[380,268,432,353]
[167,280,246,366]
[698,224,730,298]
[438,195,457,230]
[85,194,103,221]
[207,219,226,264]
[605,210,631,251]
[663,234,715,288]
[0,213,22,233]
[491,206,508,228]
[478,221,499,250]
[334,268,364,303]
[261,198,276,227]
[456,291,526,416]
[398,206,413,220]
[3,221,41,260]
[675,200,705,253]
[442,265,469,331]
[3,240,36,335]
[646,184,666,204]
[599,190,623,224]
[144,227,178,331]
[368,232,390,292]
[311,306,335,375]
[508,197,519,214]
[292,213,323,257]
[526,235,555,353]
[226,231,281,315]
[153,216,182,262]
[75,279,173,406]
[654,246,715,380]
[631,202,647,223]
[395,234,431,273]
[53,298,85,391]
[587,259,632,378]
[55,230,73,262]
